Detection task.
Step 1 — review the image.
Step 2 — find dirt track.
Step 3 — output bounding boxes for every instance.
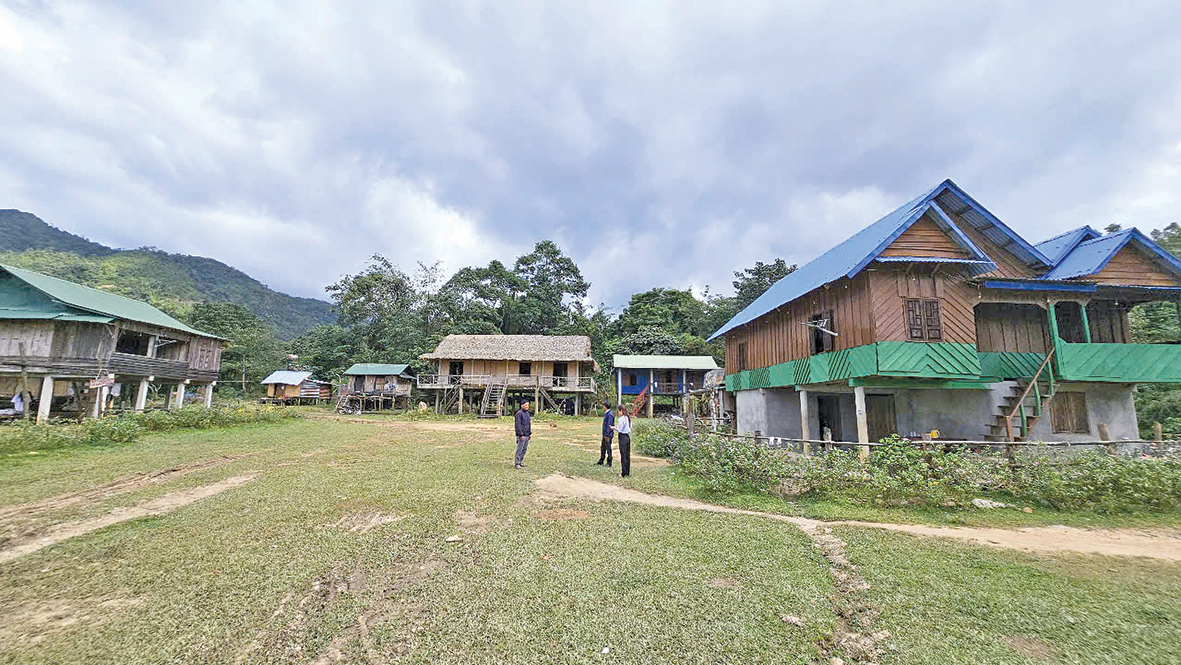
[532,474,1181,561]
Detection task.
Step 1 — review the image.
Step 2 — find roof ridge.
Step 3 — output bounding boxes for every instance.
[1036,226,1094,245]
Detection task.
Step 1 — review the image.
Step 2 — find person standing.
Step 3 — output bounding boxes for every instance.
[597,401,614,466]
[514,400,532,469]
[613,403,632,478]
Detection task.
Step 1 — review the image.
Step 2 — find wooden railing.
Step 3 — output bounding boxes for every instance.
[1004,348,1055,442]
[417,374,594,391]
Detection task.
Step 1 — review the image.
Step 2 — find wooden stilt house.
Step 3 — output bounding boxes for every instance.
[711,179,1181,452]
[337,363,416,411]
[612,354,719,417]
[0,264,223,422]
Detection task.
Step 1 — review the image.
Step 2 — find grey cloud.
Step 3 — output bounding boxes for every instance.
[0,0,1178,311]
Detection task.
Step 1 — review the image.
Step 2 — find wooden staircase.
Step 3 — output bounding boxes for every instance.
[479,382,507,418]
[538,386,560,413]
[984,350,1056,442]
[439,385,461,414]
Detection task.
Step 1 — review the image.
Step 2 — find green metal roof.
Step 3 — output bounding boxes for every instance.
[0,308,114,323]
[612,355,719,370]
[0,264,217,338]
[343,363,414,376]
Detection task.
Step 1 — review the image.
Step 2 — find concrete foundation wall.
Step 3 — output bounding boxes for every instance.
[735,382,1140,443]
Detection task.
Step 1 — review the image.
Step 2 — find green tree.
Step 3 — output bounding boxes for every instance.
[733,258,796,310]
[186,302,283,394]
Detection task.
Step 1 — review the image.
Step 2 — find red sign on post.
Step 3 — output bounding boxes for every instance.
[88,377,115,389]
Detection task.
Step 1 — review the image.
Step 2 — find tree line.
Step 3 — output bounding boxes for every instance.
[185,240,796,395]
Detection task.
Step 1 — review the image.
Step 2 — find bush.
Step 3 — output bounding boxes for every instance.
[631,419,691,458]
[0,402,300,455]
[1006,450,1181,511]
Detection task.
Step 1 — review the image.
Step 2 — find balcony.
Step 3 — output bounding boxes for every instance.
[1056,342,1181,382]
[417,374,595,392]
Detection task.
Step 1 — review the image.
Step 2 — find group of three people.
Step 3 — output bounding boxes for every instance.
[511,400,633,477]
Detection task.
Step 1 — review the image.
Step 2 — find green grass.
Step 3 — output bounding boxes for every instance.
[2,417,1179,664]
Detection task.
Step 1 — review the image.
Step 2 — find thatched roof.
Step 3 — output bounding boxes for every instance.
[421,335,597,366]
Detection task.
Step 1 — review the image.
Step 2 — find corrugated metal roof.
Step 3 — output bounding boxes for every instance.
[261,370,313,385]
[0,264,218,338]
[343,363,413,376]
[0,308,114,323]
[1042,228,1181,280]
[873,257,997,265]
[612,355,719,370]
[1034,226,1102,265]
[707,180,1046,342]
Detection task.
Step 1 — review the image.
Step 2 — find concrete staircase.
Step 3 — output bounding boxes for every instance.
[985,379,1055,441]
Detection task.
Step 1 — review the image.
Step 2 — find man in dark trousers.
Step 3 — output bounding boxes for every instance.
[612,403,632,478]
[514,400,532,469]
[597,401,614,466]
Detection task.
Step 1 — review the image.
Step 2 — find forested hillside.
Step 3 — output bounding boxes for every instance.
[0,209,334,338]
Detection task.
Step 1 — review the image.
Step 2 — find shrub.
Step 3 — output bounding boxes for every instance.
[1007,450,1181,511]
[631,420,691,458]
[0,402,300,455]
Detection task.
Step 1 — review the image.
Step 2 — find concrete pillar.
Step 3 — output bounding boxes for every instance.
[458,387,464,414]
[91,387,102,418]
[204,382,215,408]
[647,369,654,418]
[799,389,811,455]
[854,386,870,463]
[36,376,54,424]
[575,392,582,416]
[135,378,150,413]
[616,370,622,408]
[171,383,185,411]
[435,392,440,414]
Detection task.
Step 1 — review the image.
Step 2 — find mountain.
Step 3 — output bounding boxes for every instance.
[0,209,335,339]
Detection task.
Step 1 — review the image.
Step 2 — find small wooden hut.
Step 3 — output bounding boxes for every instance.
[260,370,332,405]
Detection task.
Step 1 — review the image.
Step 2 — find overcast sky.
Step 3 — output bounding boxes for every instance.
[2,1,1179,310]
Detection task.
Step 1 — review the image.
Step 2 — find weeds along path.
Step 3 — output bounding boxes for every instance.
[0,473,259,565]
[531,474,1181,561]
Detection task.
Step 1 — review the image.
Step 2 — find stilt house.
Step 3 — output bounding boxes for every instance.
[612,354,719,417]
[710,179,1181,448]
[418,335,598,416]
[260,370,332,404]
[0,264,223,422]
[338,363,416,410]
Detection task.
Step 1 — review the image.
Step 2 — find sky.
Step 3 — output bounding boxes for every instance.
[1,1,1179,311]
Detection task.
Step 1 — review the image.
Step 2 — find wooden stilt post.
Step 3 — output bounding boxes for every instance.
[647,369,654,418]
[18,342,30,421]
[37,376,54,424]
[616,370,622,409]
[854,386,870,463]
[575,392,581,416]
[534,378,539,414]
[458,387,464,415]
[435,391,440,414]
[799,389,811,456]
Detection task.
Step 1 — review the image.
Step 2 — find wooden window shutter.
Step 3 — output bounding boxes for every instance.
[823,309,835,352]
[924,300,942,341]
[1052,393,1089,434]
[905,299,925,340]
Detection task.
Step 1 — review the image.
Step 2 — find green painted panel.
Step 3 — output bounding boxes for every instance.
[1058,343,1181,382]
[876,342,981,378]
[978,352,1046,380]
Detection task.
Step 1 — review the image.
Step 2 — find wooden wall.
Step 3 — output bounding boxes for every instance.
[869,267,977,344]
[0,321,55,357]
[975,303,1051,353]
[723,273,874,372]
[49,322,113,359]
[878,215,970,258]
[188,337,222,373]
[1090,245,1179,287]
[1086,300,1131,344]
[437,359,587,379]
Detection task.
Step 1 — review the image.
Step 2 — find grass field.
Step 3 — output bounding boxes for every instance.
[1,413,1179,664]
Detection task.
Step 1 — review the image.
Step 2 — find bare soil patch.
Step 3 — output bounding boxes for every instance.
[321,512,408,535]
[0,473,259,565]
[531,474,1181,561]
[530,508,590,521]
[1002,635,1053,660]
[706,577,737,589]
[0,595,140,647]
[454,509,496,535]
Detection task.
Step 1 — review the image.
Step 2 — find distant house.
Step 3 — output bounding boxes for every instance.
[0,264,223,423]
[260,370,331,404]
[339,363,416,410]
[612,355,720,416]
[418,335,598,416]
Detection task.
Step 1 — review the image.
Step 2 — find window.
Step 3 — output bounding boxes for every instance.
[449,361,464,376]
[809,310,835,354]
[518,362,532,375]
[905,299,942,341]
[1052,392,1089,434]
[736,343,748,372]
[627,372,638,387]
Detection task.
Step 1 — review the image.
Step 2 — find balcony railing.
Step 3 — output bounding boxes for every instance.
[417,374,595,391]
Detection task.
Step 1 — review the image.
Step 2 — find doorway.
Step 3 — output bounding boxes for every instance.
[449,361,464,376]
[866,394,897,442]
[816,395,842,441]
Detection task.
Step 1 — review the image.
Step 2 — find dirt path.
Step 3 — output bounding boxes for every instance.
[532,474,1181,561]
[0,473,259,565]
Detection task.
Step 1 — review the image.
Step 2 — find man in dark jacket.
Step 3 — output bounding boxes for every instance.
[514,401,532,469]
[597,401,614,466]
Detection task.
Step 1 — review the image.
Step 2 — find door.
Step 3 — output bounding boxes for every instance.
[552,362,567,387]
[816,396,842,441]
[449,361,464,376]
[353,376,365,392]
[866,395,897,442]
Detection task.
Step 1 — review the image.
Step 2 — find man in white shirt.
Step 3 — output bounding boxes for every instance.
[612,403,632,478]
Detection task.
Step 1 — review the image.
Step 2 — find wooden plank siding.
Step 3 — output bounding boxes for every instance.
[944,209,1039,279]
[1088,245,1180,287]
[723,273,874,373]
[1087,300,1131,344]
[877,215,970,258]
[868,267,977,344]
[975,303,1051,353]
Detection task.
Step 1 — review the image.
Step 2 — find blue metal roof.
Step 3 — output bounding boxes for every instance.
[707,179,1045,342]
[1042,228,1181,280]
[874,257,997,265]
[1034,226,1102,265]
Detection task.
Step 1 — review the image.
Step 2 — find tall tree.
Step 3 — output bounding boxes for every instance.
[512,240,591,333]
[732,259,797,310]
